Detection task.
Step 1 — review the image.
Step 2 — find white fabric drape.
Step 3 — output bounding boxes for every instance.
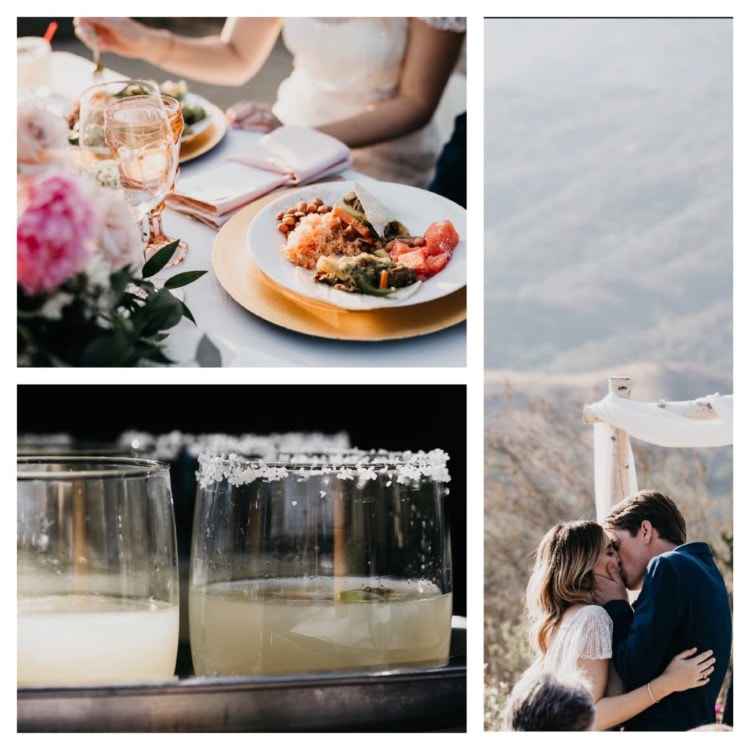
[588,393,732,520]
[588,393,733,448]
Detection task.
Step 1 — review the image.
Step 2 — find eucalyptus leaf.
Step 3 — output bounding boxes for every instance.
[141,240,180,278]
[165,270,207,289]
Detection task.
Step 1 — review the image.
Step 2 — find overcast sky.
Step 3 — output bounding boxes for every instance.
[485,18,732,386]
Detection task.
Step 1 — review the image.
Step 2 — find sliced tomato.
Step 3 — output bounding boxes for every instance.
[388,240,413,260]
[424,220,459,256]
[396,248,429,277]
[425,252,450,275]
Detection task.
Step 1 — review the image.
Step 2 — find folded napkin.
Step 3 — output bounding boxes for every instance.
[167,126,351,228]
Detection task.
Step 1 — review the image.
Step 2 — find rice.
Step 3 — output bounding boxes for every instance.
[284,212,365,270]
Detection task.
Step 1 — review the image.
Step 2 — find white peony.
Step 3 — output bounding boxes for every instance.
[92,189,144,271]
[17,100,69,165]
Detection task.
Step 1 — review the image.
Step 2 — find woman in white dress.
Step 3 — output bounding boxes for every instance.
[73,17,466,185]
[510,520,715,730]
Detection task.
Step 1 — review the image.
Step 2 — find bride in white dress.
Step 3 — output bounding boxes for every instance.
[73,17,466,186]
[510,520,715,730]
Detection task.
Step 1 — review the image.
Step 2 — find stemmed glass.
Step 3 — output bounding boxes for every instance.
[103,95,175,248]
[142,95,189,264]
[77,80,160,189]
[190,450,453,677]
[17,456,179,687]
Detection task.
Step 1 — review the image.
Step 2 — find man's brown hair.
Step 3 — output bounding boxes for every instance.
[606,490,687,546]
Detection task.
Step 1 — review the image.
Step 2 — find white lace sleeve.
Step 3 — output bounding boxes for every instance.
[421,18,467,33]
[576,606,614,660]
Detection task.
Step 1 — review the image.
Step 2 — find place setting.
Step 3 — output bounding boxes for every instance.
[16,18,467,366]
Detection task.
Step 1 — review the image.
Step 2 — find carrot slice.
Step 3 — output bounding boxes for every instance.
[379,270,389,289]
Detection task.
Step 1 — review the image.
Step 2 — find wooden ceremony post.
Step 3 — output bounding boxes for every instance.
[608,376,636,504]
[583,376,638,520]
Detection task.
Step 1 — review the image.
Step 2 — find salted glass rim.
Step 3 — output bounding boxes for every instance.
[200,449,450,469]
[17,455,169,481]
[196,449,452,488]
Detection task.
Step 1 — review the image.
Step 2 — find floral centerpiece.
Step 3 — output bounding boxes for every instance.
[17,101,205,367]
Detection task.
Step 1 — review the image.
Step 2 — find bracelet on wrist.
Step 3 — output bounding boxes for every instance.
[647,681,659,703]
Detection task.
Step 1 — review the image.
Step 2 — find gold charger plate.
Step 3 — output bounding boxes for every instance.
[179,99,227,163]
[212,192,467,341]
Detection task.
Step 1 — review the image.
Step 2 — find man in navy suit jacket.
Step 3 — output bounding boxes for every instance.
[595,490,732,731]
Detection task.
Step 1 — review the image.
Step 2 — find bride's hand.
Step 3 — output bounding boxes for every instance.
[659,648,715,695]
[593,560,627,604]
[227,101,282,133]
[74,18,159,61]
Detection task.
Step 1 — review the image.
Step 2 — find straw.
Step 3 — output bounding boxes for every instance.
[43,21,58,44]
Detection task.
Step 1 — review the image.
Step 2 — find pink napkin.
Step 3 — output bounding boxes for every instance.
[167,127,351,227]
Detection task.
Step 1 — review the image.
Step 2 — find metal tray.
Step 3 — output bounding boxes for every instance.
[18,625,466,732]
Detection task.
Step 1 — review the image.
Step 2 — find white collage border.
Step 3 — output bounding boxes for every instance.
[3,2,745,746]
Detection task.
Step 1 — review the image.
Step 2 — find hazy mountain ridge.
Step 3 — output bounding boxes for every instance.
[485,20,732,374]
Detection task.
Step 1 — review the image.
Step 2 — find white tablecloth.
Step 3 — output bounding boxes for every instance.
[46,52,465,367]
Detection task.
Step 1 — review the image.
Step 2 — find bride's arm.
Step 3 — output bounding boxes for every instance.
[74,18,282,86]
[317,19,464,148]
[578,658,670,730]
[578,649,716,731]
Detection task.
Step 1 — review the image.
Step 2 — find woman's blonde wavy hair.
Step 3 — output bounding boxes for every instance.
[526,520,608,655]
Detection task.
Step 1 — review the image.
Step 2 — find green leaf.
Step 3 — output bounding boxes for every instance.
[141,240,180,278]
[180,302,196,325]
[138,289,184,336]
[164,270,207,289]
[109,268,132,298]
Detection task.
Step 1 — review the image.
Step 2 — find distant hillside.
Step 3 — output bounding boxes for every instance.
[485,19,732,376]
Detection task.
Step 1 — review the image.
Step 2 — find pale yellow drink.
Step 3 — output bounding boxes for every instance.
[18,594,179,687]
[189,577,452,676]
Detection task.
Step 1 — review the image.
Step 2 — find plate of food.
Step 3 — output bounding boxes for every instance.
[68,79,227,163]
[248,181,466,311]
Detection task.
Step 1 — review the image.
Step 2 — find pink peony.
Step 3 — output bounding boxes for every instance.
[17,174,96,295]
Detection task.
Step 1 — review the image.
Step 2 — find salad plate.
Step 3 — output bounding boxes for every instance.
[248,180,466,312]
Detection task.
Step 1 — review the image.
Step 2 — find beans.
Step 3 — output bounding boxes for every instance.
[275,197,333,235]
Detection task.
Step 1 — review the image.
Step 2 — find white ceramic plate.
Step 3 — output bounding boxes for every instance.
[180,93,215,143]
[248,180,466,311]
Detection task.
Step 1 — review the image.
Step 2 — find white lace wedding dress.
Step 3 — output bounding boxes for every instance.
[522,605,624,697]
[274,17,465,186]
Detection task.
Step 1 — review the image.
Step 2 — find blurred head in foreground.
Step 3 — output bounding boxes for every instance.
[505,672,595,731]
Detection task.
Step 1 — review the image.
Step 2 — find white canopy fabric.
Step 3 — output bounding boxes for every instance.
[588,392,733,520]
[588,393,733,448]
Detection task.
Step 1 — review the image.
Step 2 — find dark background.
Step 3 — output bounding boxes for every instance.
[18,384,466,615]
